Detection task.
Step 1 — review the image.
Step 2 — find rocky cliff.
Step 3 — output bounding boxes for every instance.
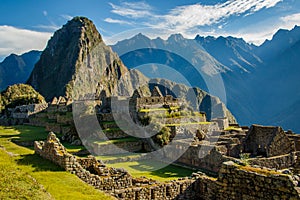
[27,17,131,100]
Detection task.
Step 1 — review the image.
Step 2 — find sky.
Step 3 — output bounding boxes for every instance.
[1,0,300,60]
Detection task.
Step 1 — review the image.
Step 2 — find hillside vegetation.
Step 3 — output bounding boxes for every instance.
[0,84,45,112]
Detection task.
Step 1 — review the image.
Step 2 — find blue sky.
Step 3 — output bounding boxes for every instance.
[1,0,300,60]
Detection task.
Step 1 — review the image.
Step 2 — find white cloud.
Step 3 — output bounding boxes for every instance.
[281,13,300,27]
[109,2,153,18]
[43,10,48,16]
[157,0,282,31]
[0,26,52,59]
[104,18,133,25]
[61,14,73,21]
[107,0,283,43]
[35,24,60,32]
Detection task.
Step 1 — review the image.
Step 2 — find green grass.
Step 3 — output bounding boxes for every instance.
[0,149,53,200]
[139,106,180,113]
[0,126,113,200]
[0,125,49,142]
[106,160,195,181]
[225,126,242,131]
[94,137,140,145]
[96,152,143,161]
[62,142,86,153]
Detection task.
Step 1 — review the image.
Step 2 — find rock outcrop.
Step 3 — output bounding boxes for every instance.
[27,17,130,100]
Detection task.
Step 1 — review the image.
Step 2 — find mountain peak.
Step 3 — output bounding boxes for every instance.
[27,16,127,100]
[167,33,184,42]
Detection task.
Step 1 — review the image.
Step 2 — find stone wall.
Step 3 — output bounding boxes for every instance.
[35,133,300,200]
[248,152,300,170]
[34,133,201,199]
[211,161,300,200]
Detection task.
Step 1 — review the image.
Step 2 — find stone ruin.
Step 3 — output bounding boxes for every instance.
[35,132,300,200]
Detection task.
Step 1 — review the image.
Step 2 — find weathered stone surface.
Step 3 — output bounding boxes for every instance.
[35,133,300,200]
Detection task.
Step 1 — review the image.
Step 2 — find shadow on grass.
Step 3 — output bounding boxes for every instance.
[12,125,49,142]
[130,161,194,179]
[16,153,64,172]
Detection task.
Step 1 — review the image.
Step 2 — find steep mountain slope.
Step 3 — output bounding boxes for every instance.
[112,33,229,91]
[0,51,41,90]
[195,35,262,73]
[248,38,300,131]
[27,17,129,100]
[256,25,300,62]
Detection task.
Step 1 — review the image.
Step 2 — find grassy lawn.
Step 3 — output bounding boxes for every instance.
[0,149,52,200]
[0,125,113,200]
[106,160,195,182]
[96,152,143,161]
[0,125,49,142]
[94,136,140,145]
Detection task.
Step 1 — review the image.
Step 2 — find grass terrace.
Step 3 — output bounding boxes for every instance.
[0,125,113,199]
[139,106,180,113]
[166,121,212,126]
[105,160,195,182]
[93,137,140,145]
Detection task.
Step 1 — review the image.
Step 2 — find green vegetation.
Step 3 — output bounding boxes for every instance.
[94,137,140,145]
[139,106,180,113]
[2,125,49,143]
[96,153,142,161]
[239,153,251,165]
[0,126,113,200]
[166,121,211,126]
[225,126,242,131]
[153,126,172,146]
[239,164,282,176]
[0,149,52,200]
[0,84,45,112]
[106,160,195,181]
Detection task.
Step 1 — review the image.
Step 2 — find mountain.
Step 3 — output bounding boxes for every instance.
[25,17,236,123]
[247,35,300,131]
[0,51,41,90]
[255,25,300,62]
[111,30,300,132]
[112,33,256,123]
[27,17,130,100]
[112,33,230,76]
[195,35,262,73]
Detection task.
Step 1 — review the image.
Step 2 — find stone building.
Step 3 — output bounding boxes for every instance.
[243,124,296,157]
[132,86,179,111]
[47,96,72,113]
[11,103,48,119]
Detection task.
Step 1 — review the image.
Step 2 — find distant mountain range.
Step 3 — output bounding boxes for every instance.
[111,25,300,132]
[0,51,41,90]
[1,18,299,131]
